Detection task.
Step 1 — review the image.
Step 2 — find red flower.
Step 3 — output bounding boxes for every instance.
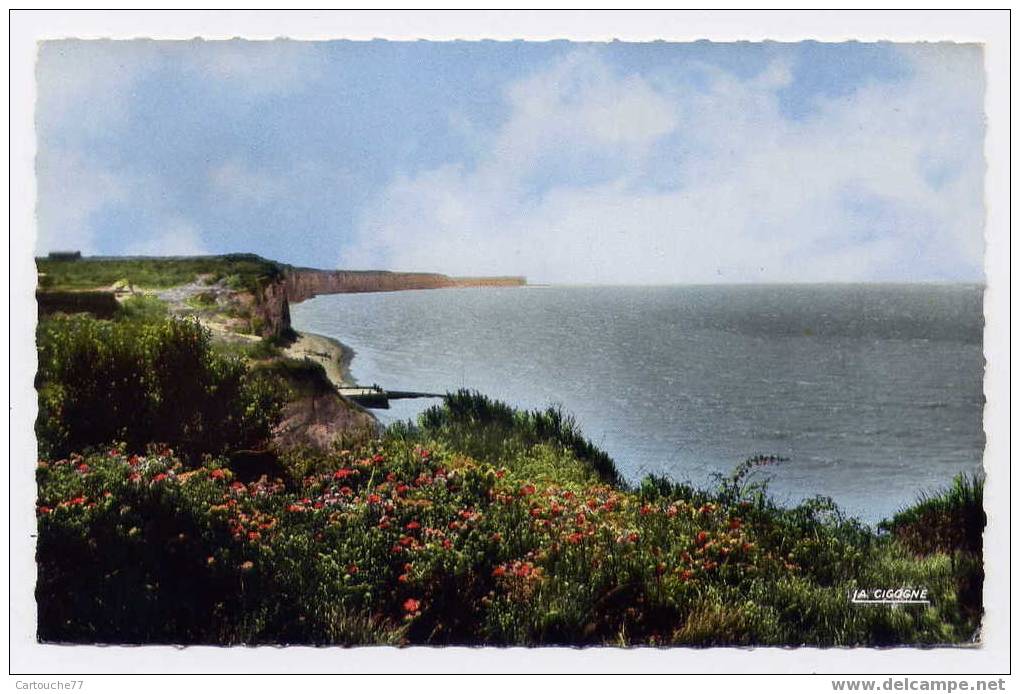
[152,473,168,483]
[640,504,654,516]
[491,565,506,577]
[210,468,226,480]
[403,598,420,613]
[36,505,52,515]
[696,531,710,546]
[367,493,382,504]
[77,463,89,474]
[373,454,385,464]
[405,520,421,531]
[519,484,536,497]
[729,517,743,530]
[627,532,639,543]
[347,564,359,575]
[566,532,584,545]
[398,573,409,583]
[247,530,261,542]
[333,468,357,480]
[286,504,305,513]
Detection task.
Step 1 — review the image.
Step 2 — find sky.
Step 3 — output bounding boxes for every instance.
[35,40,986,284]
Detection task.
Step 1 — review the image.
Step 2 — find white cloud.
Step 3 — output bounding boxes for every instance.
[123,220,210,257]
[210,159,288,203]
[343,47,985,284]
[36,40,153,137]
[35,148,126,255]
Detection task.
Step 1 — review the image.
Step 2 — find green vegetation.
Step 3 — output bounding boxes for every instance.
[34,380,983,645]
[36,253,284,292]
[36,290,120,319]
[880,473,984,556]
[115,294,169,323]
[36,312,283,463]
[35,405,982,646]
[185,290,220,310]
[410,389,624,487]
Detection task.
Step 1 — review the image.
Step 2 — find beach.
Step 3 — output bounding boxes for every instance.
[283,331,357,389]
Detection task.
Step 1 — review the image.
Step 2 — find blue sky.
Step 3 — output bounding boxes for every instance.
[36,40,985,283]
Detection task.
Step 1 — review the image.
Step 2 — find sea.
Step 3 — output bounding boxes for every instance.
[290,284,985,523]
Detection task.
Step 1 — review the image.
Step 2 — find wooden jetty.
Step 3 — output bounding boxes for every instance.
[337,385,444,409]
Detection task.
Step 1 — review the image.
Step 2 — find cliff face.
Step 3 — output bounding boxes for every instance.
[251,277,292,337]
[252,269,526,338]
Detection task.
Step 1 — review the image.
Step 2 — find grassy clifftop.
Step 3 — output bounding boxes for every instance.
[36,253,285,292]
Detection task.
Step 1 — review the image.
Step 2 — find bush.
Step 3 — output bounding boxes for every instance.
[880,473,985,555]
[36,314,283,463]
[414,389,623,487]
[35,440,983,646]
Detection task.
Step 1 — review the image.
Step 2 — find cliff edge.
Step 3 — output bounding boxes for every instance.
[254,268,526,337]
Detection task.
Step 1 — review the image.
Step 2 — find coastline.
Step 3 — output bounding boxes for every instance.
[283,330,357,389]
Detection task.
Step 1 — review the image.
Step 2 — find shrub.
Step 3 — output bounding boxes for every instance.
[36,315,283,463]
[35,441,983,646]
[415,389,623,487]
[880,473,985,555]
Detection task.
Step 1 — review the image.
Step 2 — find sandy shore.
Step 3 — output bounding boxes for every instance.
[284,331,357,388]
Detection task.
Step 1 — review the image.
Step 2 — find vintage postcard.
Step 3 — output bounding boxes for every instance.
[8,10,1011,680]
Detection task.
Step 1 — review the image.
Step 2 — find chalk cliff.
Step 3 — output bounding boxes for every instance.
[252,269,525,338]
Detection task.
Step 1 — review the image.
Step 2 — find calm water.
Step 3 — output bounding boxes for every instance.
[291,284,985,523]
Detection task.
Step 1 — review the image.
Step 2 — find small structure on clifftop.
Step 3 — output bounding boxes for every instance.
[47,251,82,261]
